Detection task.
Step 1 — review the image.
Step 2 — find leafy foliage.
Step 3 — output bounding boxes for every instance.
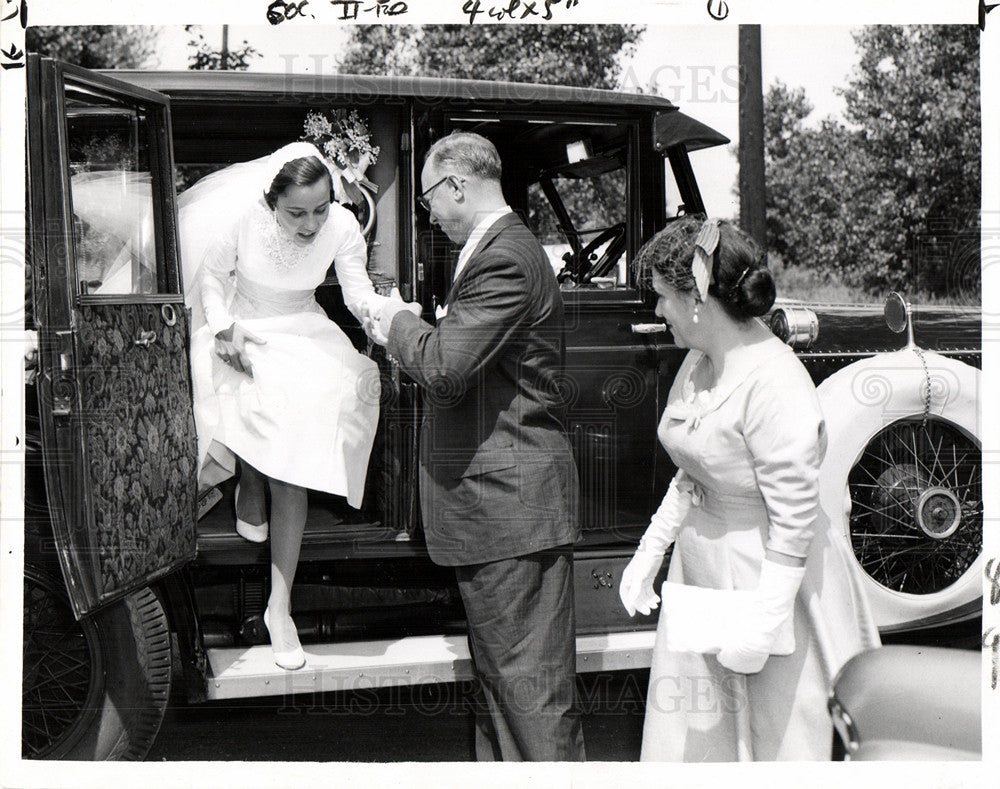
[185,25,260,71]
[337,26,421,76]
[26,26,159,69]
[764,25,980,300]
[338,25,643,89]
[763,83,867,294]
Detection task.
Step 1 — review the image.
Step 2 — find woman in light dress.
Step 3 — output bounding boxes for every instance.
[619,217,879,760]
[180,142,416,669]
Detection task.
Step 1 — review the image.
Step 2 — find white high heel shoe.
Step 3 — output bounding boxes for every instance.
[234,483,268,543]
[263,607,306,670]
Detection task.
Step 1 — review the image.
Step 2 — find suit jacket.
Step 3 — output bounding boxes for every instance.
[387,213,580,566]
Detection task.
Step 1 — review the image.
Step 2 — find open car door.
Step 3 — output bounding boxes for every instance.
[27,57,197,618]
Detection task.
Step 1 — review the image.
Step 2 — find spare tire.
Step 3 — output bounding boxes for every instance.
[817,350,982,632]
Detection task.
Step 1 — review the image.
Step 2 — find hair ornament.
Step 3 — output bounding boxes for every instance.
[734,265,752,290]
[691,219,720,302]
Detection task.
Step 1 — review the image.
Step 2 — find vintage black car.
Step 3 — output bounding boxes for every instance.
[21,56,982,760]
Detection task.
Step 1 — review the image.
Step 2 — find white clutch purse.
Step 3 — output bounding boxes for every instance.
[659,582,795,655]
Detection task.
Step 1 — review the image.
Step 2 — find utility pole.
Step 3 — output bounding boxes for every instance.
[220,25,230,70]
[738,25,766,246]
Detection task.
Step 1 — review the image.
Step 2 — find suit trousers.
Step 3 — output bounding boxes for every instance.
[455,544,586,761]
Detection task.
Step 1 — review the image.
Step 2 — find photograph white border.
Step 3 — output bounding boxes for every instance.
[2,1,995,786]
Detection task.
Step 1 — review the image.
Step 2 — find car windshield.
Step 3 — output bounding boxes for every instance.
[528,164,627,283]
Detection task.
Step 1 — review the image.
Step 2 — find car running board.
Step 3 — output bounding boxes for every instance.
[204,630,656,701]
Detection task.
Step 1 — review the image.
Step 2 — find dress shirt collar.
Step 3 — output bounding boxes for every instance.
[453,205,513,283]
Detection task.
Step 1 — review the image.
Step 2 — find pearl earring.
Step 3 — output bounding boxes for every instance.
[692,302,700,323]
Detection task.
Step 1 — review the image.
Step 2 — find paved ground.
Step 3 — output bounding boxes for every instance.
[147,619,980,762]
[148,670,648,761]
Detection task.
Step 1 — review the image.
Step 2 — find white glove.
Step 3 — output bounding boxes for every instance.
[618,473,691,617]
[619,549,666,617]
[362,316,389,346]
[716,560,806,674]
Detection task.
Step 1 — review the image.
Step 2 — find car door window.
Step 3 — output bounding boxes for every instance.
[65,87,157,295]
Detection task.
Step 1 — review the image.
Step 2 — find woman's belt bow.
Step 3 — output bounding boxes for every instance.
[676,475,704,507]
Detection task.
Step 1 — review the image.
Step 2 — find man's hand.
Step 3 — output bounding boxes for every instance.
[365,295,421,347]
[378,298,422,339]
[215,323,266,377]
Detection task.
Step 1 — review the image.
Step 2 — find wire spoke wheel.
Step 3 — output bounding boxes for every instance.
[21,570,103,758]
[21,569,171,760]
[847,417,982,595]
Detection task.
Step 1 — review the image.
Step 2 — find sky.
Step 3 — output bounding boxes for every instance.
[154,24,860,219]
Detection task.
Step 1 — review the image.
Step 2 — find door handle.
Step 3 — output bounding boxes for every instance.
[134,330,157,347]
[630,323,667,334]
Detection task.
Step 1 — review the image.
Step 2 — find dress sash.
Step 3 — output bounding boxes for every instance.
[232,275,317,319]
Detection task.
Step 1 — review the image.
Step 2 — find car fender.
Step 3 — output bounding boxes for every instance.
[817,350,982,632]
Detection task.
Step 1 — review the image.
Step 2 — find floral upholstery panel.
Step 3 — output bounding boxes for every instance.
[76,302,198,600]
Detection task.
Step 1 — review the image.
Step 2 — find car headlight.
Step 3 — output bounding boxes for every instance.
[770,306,819,350]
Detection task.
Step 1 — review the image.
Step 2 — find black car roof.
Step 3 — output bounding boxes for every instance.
[109,69,678,109]
[107,70,730,152]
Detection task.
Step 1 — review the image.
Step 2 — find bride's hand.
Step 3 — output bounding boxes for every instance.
[360,301,390,346]
[215,323,266,377]
[362,315,390,346]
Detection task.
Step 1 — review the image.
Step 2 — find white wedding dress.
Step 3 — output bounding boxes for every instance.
[185,198,383,507]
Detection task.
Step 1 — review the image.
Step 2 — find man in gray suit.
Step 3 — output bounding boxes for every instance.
[372,131,585,761]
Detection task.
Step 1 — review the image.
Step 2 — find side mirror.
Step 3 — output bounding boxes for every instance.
[884,292,916,347]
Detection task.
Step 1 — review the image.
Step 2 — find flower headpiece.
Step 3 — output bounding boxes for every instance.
[691,219,721,302]
[301,109,380,205]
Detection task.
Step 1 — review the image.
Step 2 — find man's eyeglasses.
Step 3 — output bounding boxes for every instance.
[417,175,457,212]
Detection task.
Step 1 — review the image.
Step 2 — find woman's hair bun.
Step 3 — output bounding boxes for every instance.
[710,224,776,321]
[729,267,776,319]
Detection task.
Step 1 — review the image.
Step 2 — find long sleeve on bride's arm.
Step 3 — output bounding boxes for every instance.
[329,206,387,321]
[198,224,239,336]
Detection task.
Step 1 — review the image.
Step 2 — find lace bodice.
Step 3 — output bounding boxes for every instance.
[196,199,385,334]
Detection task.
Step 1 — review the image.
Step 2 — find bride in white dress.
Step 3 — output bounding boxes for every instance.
[180,142,416,669]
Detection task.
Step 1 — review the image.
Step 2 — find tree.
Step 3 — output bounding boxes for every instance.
[185,25,260,71]
[338,25,643,89]
[337,26,421,76]
[763,82,867,289]
[763,26,980,299]
[840,25,980,298]
[26,26,159,68]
